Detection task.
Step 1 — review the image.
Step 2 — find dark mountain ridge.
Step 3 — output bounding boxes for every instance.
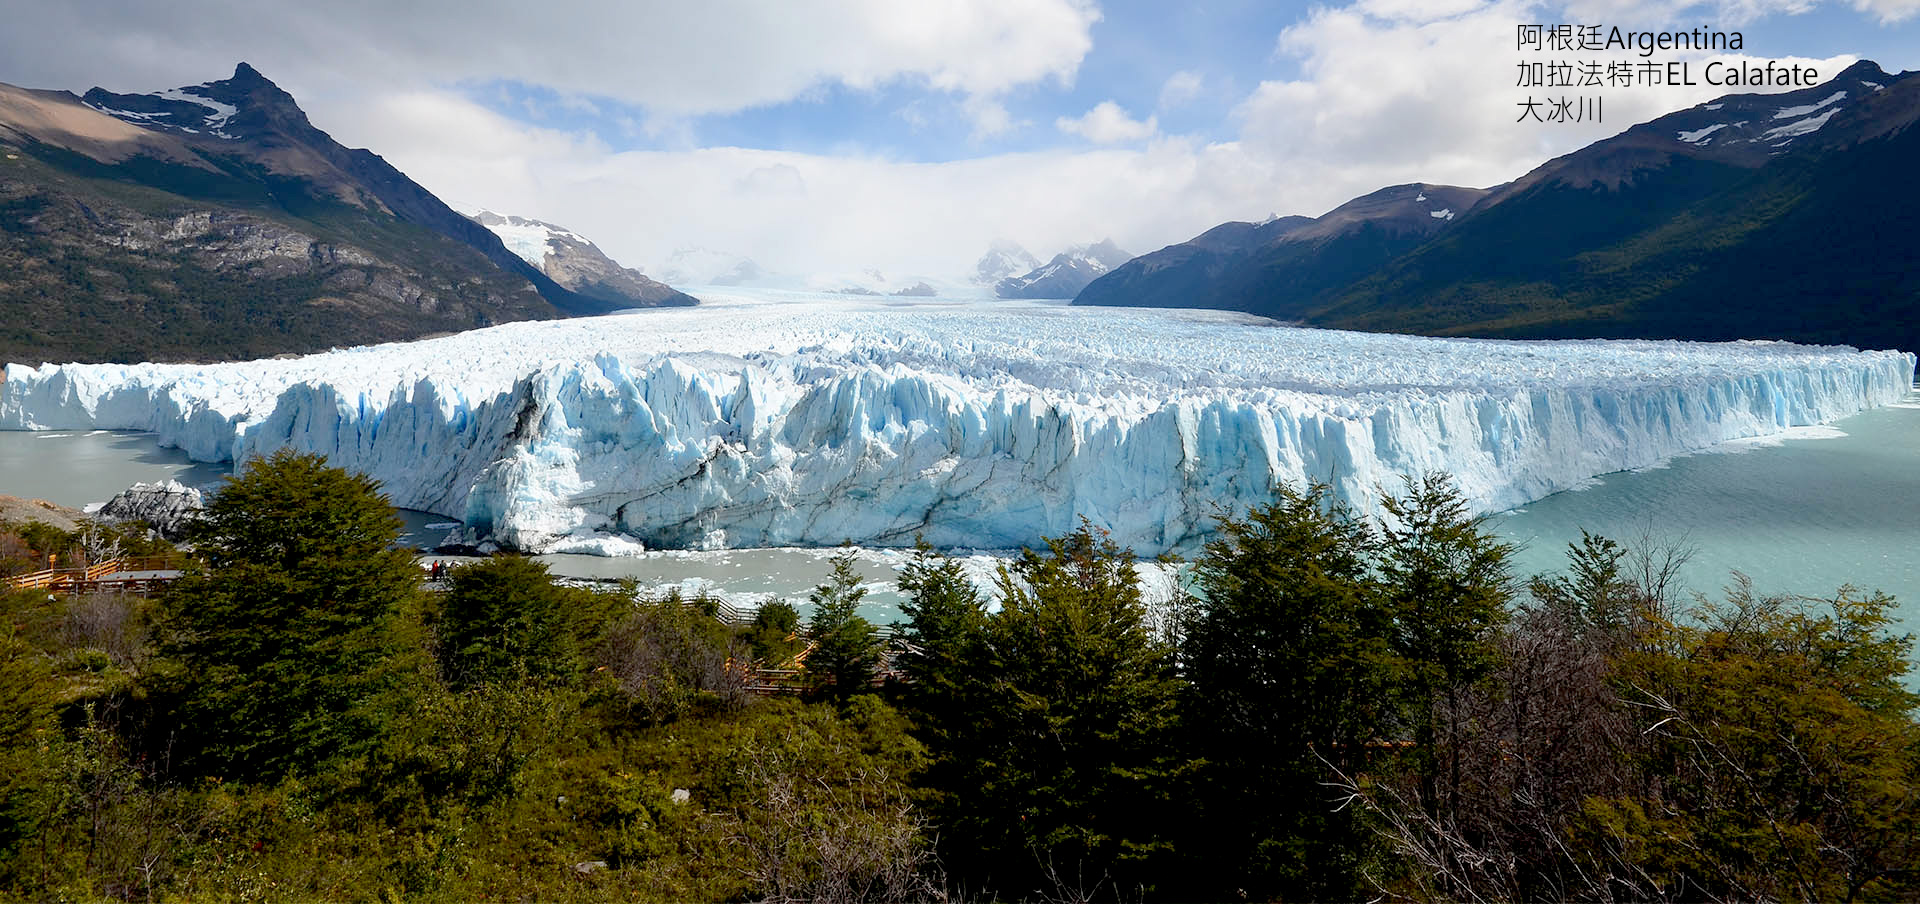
[1076,60,1920,353]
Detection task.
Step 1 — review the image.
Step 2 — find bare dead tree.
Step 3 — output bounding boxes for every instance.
[76,520,125,567]
[721,719,944,904]
[59,592,147,670]
[597,598,752,722]
[1619,517,1697,620]
[1333,596,1644,903]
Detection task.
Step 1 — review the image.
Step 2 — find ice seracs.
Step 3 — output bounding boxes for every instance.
[3,293,1912,556]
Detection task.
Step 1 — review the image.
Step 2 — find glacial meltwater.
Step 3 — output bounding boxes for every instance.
[1487,393,1920,610]
[3,391,1916,630]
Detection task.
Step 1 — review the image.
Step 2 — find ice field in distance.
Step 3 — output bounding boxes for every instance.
[3,290,1913,555]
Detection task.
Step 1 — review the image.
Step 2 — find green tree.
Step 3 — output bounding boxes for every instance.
[745,599,802,667]
[0,631,58,873]
[1378,473,1514,820]
[803,549,880,702]
[154,449,422,781]
[1178,483,1396,900]
[438,555,612,689]
[1577,582,1920,902]
[933,523,1183,898]
[894,536,986,730]
[1528,529,1633,638]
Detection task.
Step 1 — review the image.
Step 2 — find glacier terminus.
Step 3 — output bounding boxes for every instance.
[3,292,1912,556]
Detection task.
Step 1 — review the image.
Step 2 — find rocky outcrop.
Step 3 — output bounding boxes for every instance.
[0,495,86,533]
[95,480,203,540]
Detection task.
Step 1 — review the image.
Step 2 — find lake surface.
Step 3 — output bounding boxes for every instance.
[1490,394,1920,617]
[3,395,1917,631]
[0,429,996,621]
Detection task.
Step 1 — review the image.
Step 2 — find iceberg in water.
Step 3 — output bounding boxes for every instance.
[2,292,1912,555]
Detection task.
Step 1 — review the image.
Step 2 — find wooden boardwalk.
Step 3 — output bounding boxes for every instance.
[4,555,189,595]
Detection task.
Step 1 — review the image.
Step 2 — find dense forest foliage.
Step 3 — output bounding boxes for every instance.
[2,452,1915,901]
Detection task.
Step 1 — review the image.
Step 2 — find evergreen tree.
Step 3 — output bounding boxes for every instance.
[438,555,611,689]
[935,523,1183,898]
[894,536,986,725]
[1528,529,1633,638]
[1378,473,1514,819]
[803,548,880,702]
[153,450,422,781]
[745,600,801,667]
[0,630,57,868]
[1178,483,1396,900]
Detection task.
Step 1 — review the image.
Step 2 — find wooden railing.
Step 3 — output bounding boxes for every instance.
[4,555,190,593]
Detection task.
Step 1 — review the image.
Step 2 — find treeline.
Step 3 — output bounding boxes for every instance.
[2,453,1916,901]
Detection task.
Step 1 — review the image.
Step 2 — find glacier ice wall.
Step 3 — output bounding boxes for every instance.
[3,294,1913,554]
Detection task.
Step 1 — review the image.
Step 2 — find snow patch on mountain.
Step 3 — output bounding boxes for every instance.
[973,240,1042,286]
[462,208,586,268]
[1762,110,1841,143]
[1677,122,1728,144]
[3,294,1910,556]
[1773,91,1846,119]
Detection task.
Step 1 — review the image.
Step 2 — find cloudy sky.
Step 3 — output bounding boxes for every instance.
[5,0,1918,286]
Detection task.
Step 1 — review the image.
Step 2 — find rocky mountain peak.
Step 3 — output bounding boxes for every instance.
[464,208,691,307]
[995,239,1134,299]
[80,62,319,146]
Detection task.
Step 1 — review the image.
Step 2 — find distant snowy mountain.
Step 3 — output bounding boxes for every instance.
[973,240,1041,286]
[465,210,690,307]
[653,247,766,287]
[995,239,1132,299]
[806,268,957,297]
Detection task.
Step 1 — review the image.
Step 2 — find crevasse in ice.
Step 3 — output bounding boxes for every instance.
[3,294,1912,554]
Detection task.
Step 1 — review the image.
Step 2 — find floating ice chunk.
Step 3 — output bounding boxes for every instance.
[1429,208,1454,220]
[1708,424,1848,453]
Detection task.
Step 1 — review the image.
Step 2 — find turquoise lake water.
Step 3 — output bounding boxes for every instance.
[4,393,1916,630]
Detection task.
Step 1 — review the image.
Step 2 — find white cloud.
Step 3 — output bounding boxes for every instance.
[1225,0,1855,216]
[1561,0,1823,24]
[964,95,1018,139]
[1158,70,1205,109]
[334,0,1860,290]
[1057,101,1159,143]
[4,0,1101,117]
[353,89,1260,282]
[0,0,1889,290]
[1850,0,1920,22]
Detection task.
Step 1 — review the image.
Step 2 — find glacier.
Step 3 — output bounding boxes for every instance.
[2,293,1913,555]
